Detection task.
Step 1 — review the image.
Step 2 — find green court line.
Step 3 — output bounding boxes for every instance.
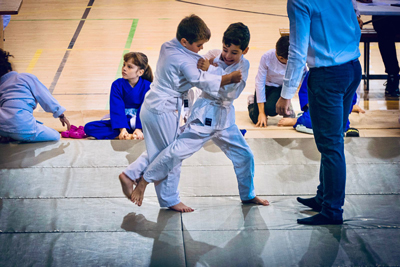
[105,19,138,109]
[115,19,138,80]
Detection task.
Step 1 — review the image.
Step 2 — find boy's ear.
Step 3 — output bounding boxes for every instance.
[180,38,188,47]
[242,47,249,55]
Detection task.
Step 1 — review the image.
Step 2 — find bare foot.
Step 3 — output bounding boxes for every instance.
[119,172,136,200]
[169,202,194,213]
[278,118,297,127]
[130,176,149,206]
[352,104,365,114]
[242,196,269,206]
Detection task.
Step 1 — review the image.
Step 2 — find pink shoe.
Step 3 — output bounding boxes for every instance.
[70,126,87,139]
[61,125,78,138]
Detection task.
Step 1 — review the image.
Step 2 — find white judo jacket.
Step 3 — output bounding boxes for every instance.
[143,38,222,115]
[0,71,65,134]
[187,50,249,132]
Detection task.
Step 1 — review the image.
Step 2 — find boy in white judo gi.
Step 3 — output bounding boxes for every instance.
[119,15,242,212]
[130,23,269,208]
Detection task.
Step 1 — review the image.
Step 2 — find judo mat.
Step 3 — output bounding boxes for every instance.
[1,137,400,266]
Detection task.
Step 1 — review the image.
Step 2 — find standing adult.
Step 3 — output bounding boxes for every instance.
[372,15,400,97]
[276,0,362,225]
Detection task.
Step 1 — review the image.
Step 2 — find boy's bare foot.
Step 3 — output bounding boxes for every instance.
[278,118,297,127]
[242,196,269,206]
[352,104,366,114]
[169,202,194,213]
[119,172,136,200]
[130,176,149,206]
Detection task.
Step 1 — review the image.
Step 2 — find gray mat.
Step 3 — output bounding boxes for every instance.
[0,138,399,266]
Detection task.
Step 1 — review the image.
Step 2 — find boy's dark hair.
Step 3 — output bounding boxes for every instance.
[222,22,250,51]
[176,14,211,44]
[0,49,13,78]
[276,36,290,59]
[124,52,154,82]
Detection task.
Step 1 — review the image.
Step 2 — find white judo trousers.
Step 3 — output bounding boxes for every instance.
[124,105,182,207]
[143,123,256,201]
[0,121,60,142]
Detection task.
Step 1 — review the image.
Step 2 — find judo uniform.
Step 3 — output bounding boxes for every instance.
[0,71,65,142]
[142,51,256,201]
[123,38,222,207]
[84,77,151,139]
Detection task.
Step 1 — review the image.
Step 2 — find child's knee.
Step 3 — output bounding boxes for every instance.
[41,129,61,142]
[84,123,96,134]
[238,149,254,164]
[53,133,61,141]
[246,150,254,162]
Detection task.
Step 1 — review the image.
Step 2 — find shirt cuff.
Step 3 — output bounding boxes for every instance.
[280,85,297,100]
[256,98,266,103]
[53,106,66,118]
[208,65,218,73]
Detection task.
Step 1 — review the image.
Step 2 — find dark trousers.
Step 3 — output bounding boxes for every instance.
[248,85,282,124]
[308,59,362,220]
[372,16,400,75]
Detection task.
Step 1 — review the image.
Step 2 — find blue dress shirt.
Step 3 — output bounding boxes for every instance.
[281,0,361,99]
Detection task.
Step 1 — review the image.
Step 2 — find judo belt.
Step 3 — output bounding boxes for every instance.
[175,96,183,139]
[199,93,233,130]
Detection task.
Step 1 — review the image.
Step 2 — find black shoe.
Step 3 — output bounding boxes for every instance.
[384,74,400,97]
[297,197,322,212]
[346,127,359,137]
[297,213,343,225]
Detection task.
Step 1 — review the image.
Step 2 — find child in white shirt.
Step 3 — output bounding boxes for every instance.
[248,36,295,127]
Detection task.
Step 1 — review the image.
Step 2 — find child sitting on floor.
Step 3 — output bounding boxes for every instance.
[129,22,269,209]
[0,49,70,143]
[84,52,153,140]
[278,71,362,137]
[248,36,302,127]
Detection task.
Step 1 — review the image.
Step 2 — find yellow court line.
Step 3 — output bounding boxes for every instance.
[25,49,43,73]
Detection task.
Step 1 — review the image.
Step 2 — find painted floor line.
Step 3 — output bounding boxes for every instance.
[49,0,94,94]
[105,19,138,110]
[25,49,43,73]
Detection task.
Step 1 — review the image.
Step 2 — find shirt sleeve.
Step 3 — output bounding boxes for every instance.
[220,60,249,100]
[134,80,151,129]
[254,53,269,103]
[203,49,221,61]
[110,81,130,130]
[24,74,66,118]
[180,61,222,98]
[352,0,360,17]
[281,0,311,100]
